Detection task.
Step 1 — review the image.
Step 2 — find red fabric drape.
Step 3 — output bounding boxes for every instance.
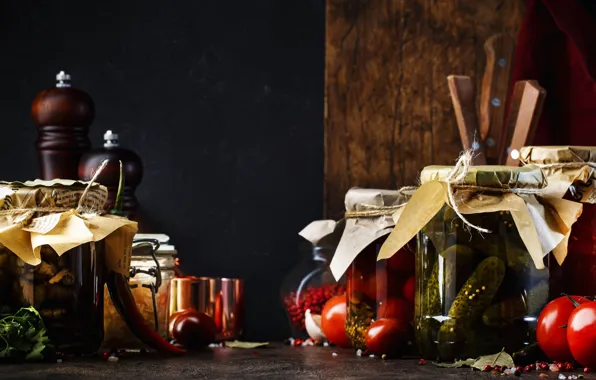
[508,0,596,146]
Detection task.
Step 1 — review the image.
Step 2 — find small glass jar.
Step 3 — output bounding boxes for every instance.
[103,238,177,349]
[329,187,416,354]
[281,233,346,339]
[0,243,105,354]
[345,239,415,350]
[520,146,596,299]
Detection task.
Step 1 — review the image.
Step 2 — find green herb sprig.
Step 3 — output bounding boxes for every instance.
[0,307,53,362]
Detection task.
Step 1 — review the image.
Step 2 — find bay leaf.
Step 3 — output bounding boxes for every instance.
[224,341,269,349]
[433,359,475,368]
[470,349,515,371]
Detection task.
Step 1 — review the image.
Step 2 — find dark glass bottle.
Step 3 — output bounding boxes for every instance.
[32,71,94,180]
[78,130,143,220]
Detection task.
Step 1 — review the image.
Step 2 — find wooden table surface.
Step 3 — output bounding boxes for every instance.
[0,344,593,380]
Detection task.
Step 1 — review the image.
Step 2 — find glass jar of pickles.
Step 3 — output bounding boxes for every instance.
[330,188,415,354]
[520,146,595,299]
[103,236,177,349]
[377,163,582,361]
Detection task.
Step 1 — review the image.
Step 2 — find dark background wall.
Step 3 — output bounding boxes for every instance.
[0,0,325,340]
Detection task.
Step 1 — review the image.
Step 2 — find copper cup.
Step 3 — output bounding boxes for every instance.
[169,277,244,341]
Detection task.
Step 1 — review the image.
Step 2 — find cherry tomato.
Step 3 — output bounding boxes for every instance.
[387,247,415,273]
[168,307,196,338]
[402,276,415,304]
[171,310,217,349]
[377,297,412,320]
[365,318,410,357]
[567,301,596,368]
[537,295,591,362]
[320,295,350,348]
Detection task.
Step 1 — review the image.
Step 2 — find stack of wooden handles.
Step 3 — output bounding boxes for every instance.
[447,33,547,166]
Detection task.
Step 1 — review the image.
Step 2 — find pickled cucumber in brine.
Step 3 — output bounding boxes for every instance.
[417,205,548,362]
[437,257,505,359]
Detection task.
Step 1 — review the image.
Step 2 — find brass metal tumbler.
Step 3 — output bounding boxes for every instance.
[169,277,244,341]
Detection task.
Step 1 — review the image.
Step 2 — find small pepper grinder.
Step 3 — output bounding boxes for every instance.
[78,130,143,220]
[32,71,95,180]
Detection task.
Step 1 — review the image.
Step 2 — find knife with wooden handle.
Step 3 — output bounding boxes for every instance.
[447,75,487,165]
[504,81,546,166]
[498,81,527,165]
[479,33,515,164]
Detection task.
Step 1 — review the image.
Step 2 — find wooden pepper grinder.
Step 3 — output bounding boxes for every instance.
[32,71,94,180]
[78,130,143,220]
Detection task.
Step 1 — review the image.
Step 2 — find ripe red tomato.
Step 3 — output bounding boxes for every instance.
[402,276,415,304]
[387,247,415,273]
[567,301,596,368]
[168,307,196,338]
[365,318,410,357]
[536,295,591,362]
[321,295,350,348]
[377,297,412,320]
[171,310,217,348]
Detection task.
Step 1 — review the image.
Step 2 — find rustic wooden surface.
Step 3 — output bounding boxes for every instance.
[1,345,594,380]
[325,0,525,218]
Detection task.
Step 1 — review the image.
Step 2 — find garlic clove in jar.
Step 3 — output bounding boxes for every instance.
[305,309,327,342]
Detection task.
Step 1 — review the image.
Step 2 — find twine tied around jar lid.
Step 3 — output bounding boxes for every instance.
[521,152,596,201]
[437,149,545,234]
[0,160,110,224]
[379,152,581,269]
[343,186,417,219]
[519,148,596,170]
[519,146,596,202]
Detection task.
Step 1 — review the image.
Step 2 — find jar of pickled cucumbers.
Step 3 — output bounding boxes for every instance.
[520,146,596,299]
[377,164,582,361]
[330,188,415,356]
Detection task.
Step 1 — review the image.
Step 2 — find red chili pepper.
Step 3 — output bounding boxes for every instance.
[106,271,186,355]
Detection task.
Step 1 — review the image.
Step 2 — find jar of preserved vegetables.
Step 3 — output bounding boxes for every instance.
[330,188,415,355]
[0,242,106,354]
[377,161,582,361]
[103,237,177,349]
[0,179,182,357]
[280,220,346,339]
[520,146,596,299]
